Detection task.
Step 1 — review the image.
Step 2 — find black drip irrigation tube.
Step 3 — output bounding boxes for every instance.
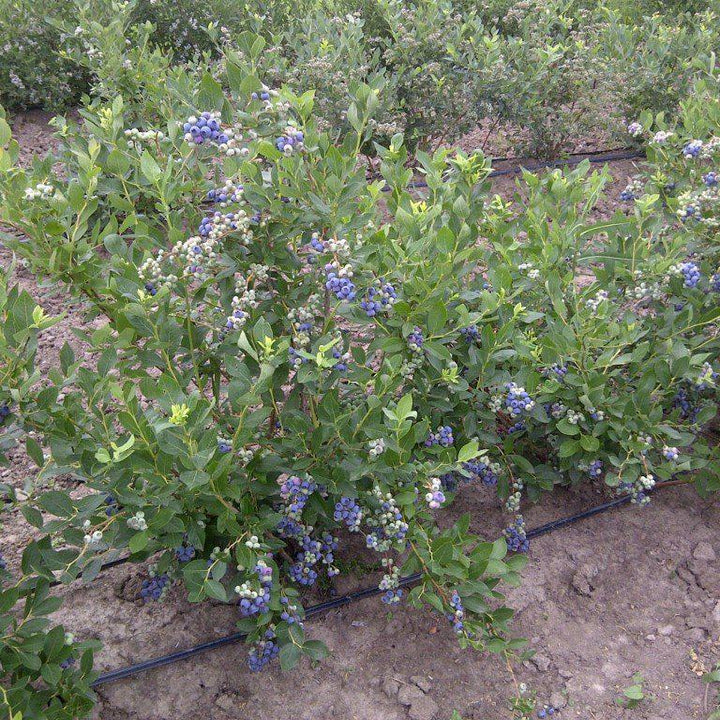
[387,148,647,192]
[90,491,639,688]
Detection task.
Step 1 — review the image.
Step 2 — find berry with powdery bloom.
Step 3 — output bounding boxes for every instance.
[183,112,228,146]
[672,261,701,288]
[236,559,273,616]
[504,516,529,553]
[359,281,397,317]
[280,475,317,518]
[703,171,718,187]
[460,325,479,343]
[0,404,10,419]
[175,543,195,563]
[447,590,465,634]
[248,629,280,671]
[425,477,446,509]
[407,327,424,353]
[425,425,454,447]
[334,497,362,531]
[663,446,679,461]
[683,140,703,158]
[503,383,535,417]
[140,571,170,602]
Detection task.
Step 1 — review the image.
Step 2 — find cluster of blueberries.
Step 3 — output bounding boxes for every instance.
[425,425,454,447]
[248,629,280,672]
[238,561,273,617]
[447,590,465,634]
[359,281,398,317]
[289,533,338,586]
[182,112,228,146]
[544,363,568,382]
[407,327,424,353]
[334,496,362,531]
[504,383,535,417]
[460,324,479,342]
[279,596,304,626]
[206,183,242,205]
[673,387,699,422]
[275,127,304,153]
[140,572,171,602]
[677,261,701,289]
[175,542,196,563]
[587,460,603,479]
[324,264,356,301]
[0,403,10,419]
[440,459,500,493]
[504,516,529,553]
[198,212,241,238]
[104,494,119,516]
[537,705,560,718]
[280,475,317,519]
[683,140,703,158]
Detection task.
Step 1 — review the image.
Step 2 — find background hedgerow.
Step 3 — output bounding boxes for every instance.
[2,0,720,157]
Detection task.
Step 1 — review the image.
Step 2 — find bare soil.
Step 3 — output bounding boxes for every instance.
[1,112,718,720]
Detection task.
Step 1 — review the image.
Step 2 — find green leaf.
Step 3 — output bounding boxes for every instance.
[302,640,329,662]
[26,437,44,467]
[279,642,302,671]
[129,532,148,554]
[140,151,162,184]
[579,435,600,452]
[0,117,10,146]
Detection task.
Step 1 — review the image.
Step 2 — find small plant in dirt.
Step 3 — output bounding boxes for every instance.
[615,673,648,709]
[702,663,720,720]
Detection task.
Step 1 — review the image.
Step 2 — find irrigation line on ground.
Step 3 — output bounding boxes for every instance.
[91,489,651,688]
[389,149,647,192]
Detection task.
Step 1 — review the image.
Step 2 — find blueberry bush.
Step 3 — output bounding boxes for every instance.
[0,118,98,716]
[3,0,720,158]
[1,8,720,719]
